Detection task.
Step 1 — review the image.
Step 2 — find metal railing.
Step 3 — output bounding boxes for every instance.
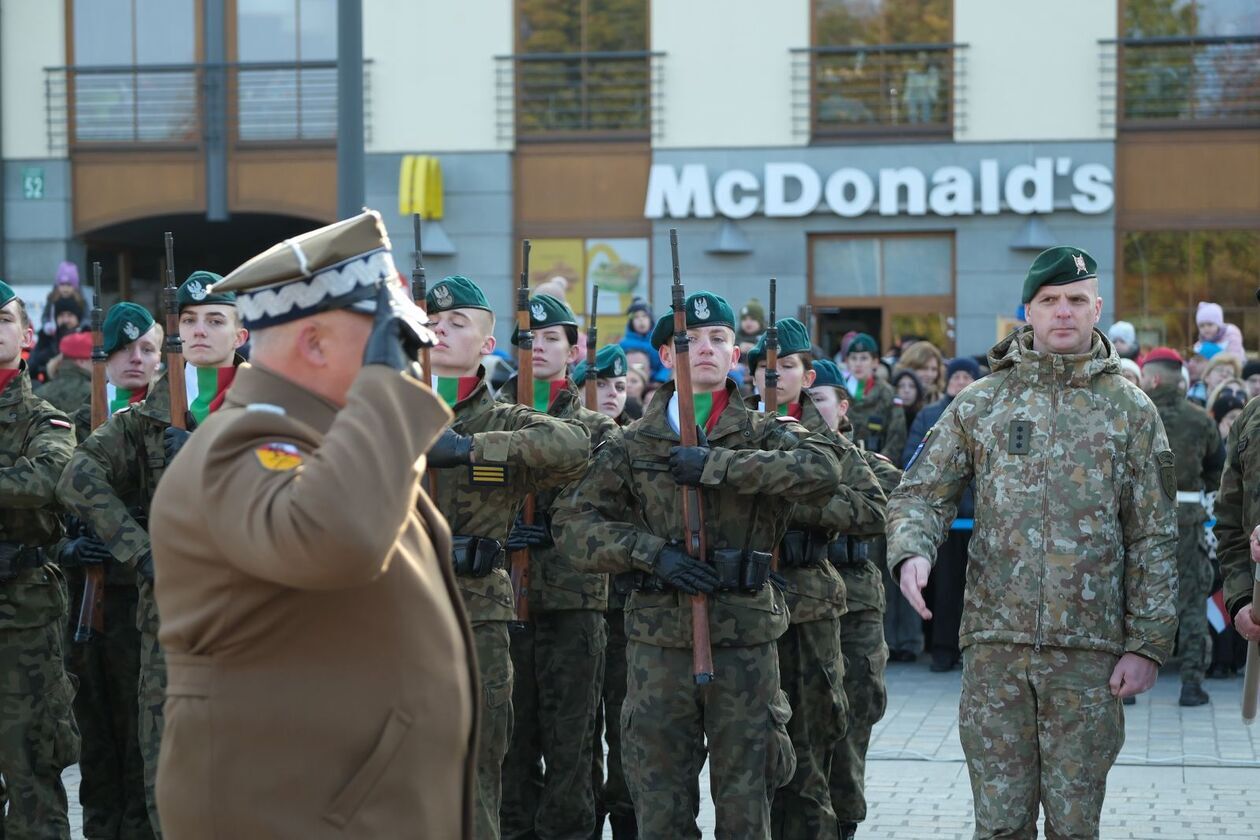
[44,61,372,151]
[1099,35,1260,129]
[792,42,967,139]
[495,50,663,143]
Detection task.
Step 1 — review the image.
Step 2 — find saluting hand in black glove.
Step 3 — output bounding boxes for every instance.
[653,544,719,595]
[363,283,438,374]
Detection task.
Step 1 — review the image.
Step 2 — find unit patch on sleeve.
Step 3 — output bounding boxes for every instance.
[469,464,508,486]
[255,442,303,471]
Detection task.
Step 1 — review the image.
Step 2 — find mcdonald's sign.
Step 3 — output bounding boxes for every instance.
[398,155,444,219]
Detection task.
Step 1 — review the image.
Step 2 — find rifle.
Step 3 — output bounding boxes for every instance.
[585,284,599,408]
[509,240,533,623]
[73,262,108,644]
[164,232,187,432]
[669,228,714,685]
[1244,563,1260,724]
[411,214,431,380]
[764,279,779,573]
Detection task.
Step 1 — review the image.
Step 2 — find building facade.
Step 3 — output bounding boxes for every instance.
[2,0,1256,355]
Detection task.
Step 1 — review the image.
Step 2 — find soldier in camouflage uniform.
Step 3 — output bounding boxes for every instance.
[422,277,590,840]
[1140,347,1224,707]
[842,334,905,462]
[0,281,79,839]
[574,345,638,840]
[809,361,898,840]
[58,279,247,838]
[553,292,845,839]
[56,304,162,840]
[498,294,620,840]
[35,331,93,415]
[888,247,1178,839]
[744,321,887,840]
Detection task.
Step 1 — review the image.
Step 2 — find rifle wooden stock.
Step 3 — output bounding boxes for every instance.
[585,285,599,408]
[163,233,187,431]
[1243,566,1260,724]
[75,261,108,643]
[510,240,533,623]
[669,229,714,685]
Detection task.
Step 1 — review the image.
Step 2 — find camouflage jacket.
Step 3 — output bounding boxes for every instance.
[498,374,619,612]
[0,364,75,629]
[847,434,901,615]
[746,396,886,624]
[434,374,590,623]
[1148,383,1224,526]
[36,362,92,416]
[1215,397,1260,619]
[57,372,176,581]
[886,328,1179,663]
[847,379,907,462]
[552,379,843,649]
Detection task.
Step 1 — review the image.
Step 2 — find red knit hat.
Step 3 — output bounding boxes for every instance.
[1141,346,1183,368]
[59,331,92,360]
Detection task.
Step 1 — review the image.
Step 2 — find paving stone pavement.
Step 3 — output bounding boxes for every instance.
[61,659,1256,838]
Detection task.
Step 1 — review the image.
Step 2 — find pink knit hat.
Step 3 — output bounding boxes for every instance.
[1196,301,1224,327]
[55,261,80,287]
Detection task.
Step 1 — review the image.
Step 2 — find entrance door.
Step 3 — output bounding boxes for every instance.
[815,307,881,359]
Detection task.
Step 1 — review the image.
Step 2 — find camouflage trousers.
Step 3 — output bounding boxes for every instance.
[501,609,606,840]
[829,608,887,826]
[136,584,166,839]
[622,640,795,840]
[0,618,80,839]
[65,582,150,840]
[1174,508,1212,685]
[592,608,632,821]
[959,643,1123,840]
[771,617,848,840]
[473,621,513,840]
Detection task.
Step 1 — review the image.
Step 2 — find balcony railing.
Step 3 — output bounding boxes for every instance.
[1099,35,1260,129]
[495,50,663,143]
[792,42,967,140]
[44,61,372,152]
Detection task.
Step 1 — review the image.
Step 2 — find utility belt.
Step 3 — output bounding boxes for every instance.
[0,543,45,583]
[826,536,872,567]
[779,530,830,569]
[1175,490,1207,507]
[451,535,506,578]
[624,547,774,595]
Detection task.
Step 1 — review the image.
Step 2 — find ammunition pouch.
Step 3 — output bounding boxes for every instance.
[779,530,829,569]
[827,537,871,567]
[613,571,640,596]
[0,542,44,583]
[451,535,505,578]
[635,547,773,594]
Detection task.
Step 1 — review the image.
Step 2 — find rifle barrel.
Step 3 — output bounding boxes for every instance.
[76,260,109,644]
[585,285,599,408]
[163,232,187,431]
[510,239,533,623]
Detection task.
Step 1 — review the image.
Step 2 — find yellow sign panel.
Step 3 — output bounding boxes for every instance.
[398,155,444,219]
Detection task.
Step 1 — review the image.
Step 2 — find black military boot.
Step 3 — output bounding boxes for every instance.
[1179,682,1210,706]
[608,812,638,839]
[839,820,858,839]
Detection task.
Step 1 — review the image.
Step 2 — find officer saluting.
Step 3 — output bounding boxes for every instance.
[148,211,477,838]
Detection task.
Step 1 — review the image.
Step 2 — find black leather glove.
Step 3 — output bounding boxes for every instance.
[57,536,112,568]
[135,549,155,584]
[669,445,711,486]
[427,428,474,468]
[164,426,192,461]
[363,283,438,373]
[505,518,553,552]
[653,544,719,595]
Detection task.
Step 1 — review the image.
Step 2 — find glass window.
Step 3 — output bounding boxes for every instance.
[236,0,337,141]
[72,0,196,143]
[884,236,952,295]
[812,233,952,298]
[814,237,880,297]
[815,0,952,47]
[1119,230,1260,351]
[514,0,649,136]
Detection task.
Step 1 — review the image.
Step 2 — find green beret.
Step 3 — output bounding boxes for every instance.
[178,271,233,310]
[573,345,629,386]
[648,291,736,350]
[746,318,812,373]
[511,294,578,346]
[1022,246,1097,304]
[0,280,16,309]
[809,359,851,399]
[428,275,490,314]
[102,302,156,355]
[846,333,878,357]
